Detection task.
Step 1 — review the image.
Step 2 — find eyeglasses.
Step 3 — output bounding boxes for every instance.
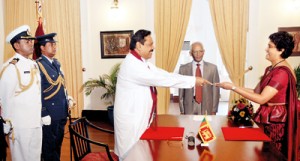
[191,50,205,54]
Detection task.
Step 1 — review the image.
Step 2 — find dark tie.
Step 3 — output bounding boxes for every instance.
[195,64,202,103]
[52,61,59,72]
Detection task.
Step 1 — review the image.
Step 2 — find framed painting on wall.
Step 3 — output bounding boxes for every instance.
[278,27,300,56]
[100,30,134,59]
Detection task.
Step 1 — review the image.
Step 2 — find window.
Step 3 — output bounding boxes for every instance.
[171,0,231,102]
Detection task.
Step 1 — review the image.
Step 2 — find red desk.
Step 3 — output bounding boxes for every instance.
[124,115,286,161]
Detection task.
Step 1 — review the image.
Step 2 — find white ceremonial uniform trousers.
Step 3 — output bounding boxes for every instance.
[9,127,42,161]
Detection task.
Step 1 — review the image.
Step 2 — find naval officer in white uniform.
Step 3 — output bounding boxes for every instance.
[0,25,47,161]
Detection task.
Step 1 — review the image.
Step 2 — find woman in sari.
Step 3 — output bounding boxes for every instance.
[216,31,298,161]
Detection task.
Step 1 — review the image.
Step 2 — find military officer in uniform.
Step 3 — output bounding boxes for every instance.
[35,33,69,161]
[0,25,43,161]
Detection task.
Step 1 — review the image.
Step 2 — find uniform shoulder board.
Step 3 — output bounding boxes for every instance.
[36,57,42,62]
[9,58,19,65]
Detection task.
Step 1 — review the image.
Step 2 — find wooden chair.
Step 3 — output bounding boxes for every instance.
[68,109,73,161]
[69,117,118,161]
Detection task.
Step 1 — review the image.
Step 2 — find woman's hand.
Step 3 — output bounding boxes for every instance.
[215,82,235,90]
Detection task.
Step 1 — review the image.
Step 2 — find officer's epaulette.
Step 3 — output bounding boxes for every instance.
[9,58,19,65]
[0,58,19,78]
[36,57,43,62]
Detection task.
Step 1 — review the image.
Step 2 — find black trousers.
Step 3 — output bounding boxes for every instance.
[0,117,7,161]
[41,118,67,161]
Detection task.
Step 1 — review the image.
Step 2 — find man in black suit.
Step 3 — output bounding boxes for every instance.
[36,33,69,161]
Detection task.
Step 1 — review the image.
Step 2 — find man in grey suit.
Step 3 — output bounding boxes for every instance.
[179,42,220,115]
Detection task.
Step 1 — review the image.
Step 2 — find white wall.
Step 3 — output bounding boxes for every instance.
[246,0,300,88]
[80,0,154,110]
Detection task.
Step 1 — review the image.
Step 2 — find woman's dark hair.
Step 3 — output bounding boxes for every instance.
[269,31,295,59]
[130,29,151,50]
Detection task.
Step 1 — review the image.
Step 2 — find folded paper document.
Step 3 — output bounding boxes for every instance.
[140,127,184,141]
[221,127,271,141]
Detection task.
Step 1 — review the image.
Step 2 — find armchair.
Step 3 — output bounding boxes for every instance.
[69,117,118,161]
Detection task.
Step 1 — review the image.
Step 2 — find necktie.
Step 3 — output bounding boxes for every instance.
[52,61,59,72]
[195,64,202,103]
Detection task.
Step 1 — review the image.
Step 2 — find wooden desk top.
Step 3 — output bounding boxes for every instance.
[124,115,286,161]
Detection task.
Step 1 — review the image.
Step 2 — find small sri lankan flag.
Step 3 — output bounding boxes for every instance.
[198,116,216,144]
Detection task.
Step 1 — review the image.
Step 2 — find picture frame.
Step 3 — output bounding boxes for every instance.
[278,27,300,56]
[100,30,133,59]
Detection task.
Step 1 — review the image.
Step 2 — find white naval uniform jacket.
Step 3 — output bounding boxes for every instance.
[0,53,42,128]
[114,54,196,159]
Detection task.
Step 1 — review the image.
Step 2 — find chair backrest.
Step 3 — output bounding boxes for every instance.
[69,117,116,161]
[69,117,91,161]
[68,109,73,161]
